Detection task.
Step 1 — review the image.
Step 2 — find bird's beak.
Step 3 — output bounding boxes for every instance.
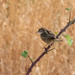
[36,31,39,34]
[36,31,38,33]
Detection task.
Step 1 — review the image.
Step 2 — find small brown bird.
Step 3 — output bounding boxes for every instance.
[37,28,56,44]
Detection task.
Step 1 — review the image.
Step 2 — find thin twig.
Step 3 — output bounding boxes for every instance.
[56,19,75,38]
[47,48,55,52]
[69,10,71,22]
[27,55,33,63]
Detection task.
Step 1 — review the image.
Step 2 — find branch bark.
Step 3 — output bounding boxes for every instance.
[26,19,75,75]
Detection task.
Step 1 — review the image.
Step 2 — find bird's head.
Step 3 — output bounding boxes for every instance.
[37,28,45,34]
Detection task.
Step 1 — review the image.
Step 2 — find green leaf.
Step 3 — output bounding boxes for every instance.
[64,35,73,46]
[54,32,58,36]
[66,8,71,11]
[21,51,28,58]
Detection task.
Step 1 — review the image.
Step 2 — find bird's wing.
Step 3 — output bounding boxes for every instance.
[44,30,55,39]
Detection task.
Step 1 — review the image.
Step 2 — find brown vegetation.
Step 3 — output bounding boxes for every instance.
[0,0,75,75]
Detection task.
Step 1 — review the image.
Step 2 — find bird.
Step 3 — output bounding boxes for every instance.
[37,27,57,45]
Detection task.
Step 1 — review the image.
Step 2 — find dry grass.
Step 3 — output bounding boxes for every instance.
[0,0,75,75]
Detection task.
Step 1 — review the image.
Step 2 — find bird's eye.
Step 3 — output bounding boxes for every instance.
[38,29,41,32]
[39,29,42,32]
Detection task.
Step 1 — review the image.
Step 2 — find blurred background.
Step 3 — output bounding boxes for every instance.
[0,0,75,75]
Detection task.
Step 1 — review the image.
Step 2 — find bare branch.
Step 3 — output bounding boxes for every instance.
[26,12,75,75]
[56,19,75,38]
[69,10,71,22]
[47,48,55,52]
[27,55,33,63]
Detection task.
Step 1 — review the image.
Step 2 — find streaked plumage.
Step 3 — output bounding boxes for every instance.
[38,28,56,44]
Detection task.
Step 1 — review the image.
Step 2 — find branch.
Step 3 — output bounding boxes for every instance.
[26,19,75,75]
[56,19,75,38]
[69,10,71,22]
[27,55,33,63]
